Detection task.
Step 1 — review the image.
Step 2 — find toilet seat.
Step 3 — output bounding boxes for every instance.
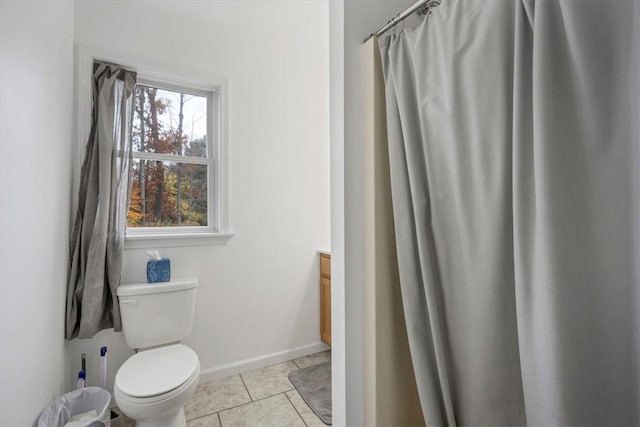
[115,344,200,403]
[115,366,199,406]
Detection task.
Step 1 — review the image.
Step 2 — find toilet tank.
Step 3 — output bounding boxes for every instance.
[117,278,198,349]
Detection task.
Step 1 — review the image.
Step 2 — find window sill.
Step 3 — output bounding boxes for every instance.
[124,232,234,249]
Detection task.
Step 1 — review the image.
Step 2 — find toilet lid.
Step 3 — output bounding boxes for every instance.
[116,344,199,398]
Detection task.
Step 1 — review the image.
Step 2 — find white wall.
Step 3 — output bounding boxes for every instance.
[67,1,330,393]
[329,2,346,426]
[0,1,74,425]
[341,1,418,425]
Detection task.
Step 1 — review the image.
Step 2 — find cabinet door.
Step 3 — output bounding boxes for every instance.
[320,254,331,278]
[321,277,331,346]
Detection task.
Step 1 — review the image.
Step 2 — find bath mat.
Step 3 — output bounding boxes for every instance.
[289,362,332,425]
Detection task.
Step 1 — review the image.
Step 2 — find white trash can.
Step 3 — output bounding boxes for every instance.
[38,387,111,427]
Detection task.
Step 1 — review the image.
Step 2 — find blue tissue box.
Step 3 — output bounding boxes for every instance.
[147,258,171,283]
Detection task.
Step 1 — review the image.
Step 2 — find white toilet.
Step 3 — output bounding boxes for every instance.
[114,278,201,427]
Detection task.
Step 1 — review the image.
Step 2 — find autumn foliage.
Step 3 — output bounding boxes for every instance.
[127,86,208,227]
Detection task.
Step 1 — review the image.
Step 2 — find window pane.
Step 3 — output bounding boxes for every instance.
[128,159,209,227]
[132,85,208,157]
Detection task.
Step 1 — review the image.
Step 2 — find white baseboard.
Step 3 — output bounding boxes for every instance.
[198,341,330,383]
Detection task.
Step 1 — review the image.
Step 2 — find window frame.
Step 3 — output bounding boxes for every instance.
[75,46,232,248]
[126,77,218,237]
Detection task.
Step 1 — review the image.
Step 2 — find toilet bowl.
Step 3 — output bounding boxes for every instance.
[115,344,200,427]
[114,279,200,427]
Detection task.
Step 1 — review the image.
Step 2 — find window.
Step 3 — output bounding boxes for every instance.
[126,77,226,241]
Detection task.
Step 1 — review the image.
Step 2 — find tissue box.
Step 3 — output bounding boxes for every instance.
[147,258,171,283]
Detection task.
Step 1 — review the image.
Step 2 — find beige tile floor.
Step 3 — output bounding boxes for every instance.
[118,350,330,427]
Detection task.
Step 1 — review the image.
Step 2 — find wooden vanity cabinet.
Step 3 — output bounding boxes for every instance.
[320,253,331,346]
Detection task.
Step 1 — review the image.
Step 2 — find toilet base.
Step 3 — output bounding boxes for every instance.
[134,407,186,427]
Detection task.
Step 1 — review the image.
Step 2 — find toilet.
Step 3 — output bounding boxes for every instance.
[114,278,201,427]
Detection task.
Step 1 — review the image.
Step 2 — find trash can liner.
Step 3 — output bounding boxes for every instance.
[38,387,111,427]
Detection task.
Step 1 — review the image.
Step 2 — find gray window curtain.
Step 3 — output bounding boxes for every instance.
[379,0,639,425]
[66,63,137,340]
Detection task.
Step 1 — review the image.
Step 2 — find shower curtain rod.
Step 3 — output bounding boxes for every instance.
[364,0,442,43]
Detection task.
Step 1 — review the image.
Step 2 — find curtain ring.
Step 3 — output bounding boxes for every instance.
[417,0,435,18]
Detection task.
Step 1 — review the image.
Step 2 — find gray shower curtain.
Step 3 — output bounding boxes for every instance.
[379,1,639,425]
[66,63,136,340]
